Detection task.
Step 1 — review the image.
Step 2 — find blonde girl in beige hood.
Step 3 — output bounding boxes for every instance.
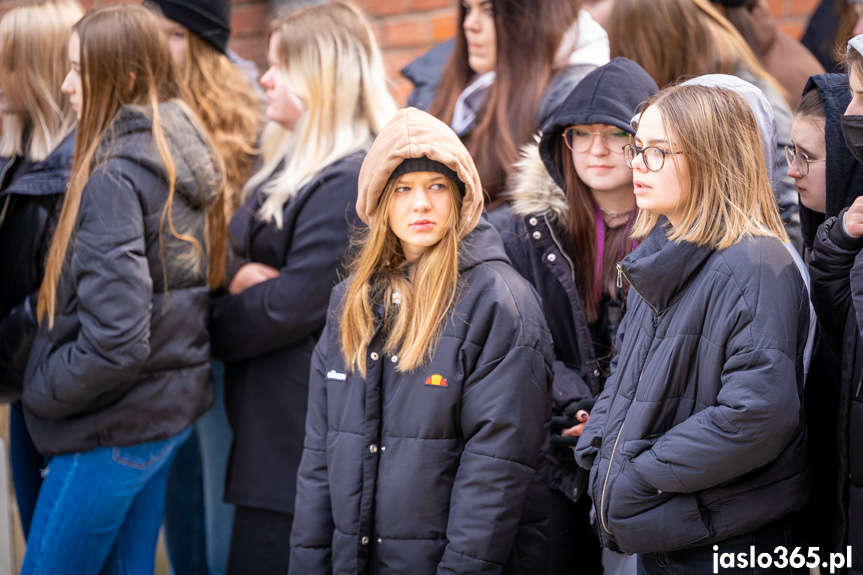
[290,108,554,575]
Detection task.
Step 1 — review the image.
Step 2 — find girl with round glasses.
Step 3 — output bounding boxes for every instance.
[503,57,658,575]
[575,84,810,573]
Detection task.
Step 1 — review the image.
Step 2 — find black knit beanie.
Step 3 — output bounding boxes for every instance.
[390,157,466,196]
[149,0,232,54]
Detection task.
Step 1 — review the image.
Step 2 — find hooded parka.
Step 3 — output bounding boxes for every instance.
[289,108,554,575]
[22,101,220,455]
[808,74,863,574]
[575,219,810,554]
[503,58,658,503]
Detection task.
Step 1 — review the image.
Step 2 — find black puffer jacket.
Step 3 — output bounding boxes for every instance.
[810,216,863,574]
[575,221,810,554]
[503,58,658,502]
[23,101,220,455]
[0,132,74,397]
[290,221,554,575]
[209,151,363,514]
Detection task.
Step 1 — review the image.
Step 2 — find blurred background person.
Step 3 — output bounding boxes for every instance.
[208,3,396,573]
[0,0,82,543]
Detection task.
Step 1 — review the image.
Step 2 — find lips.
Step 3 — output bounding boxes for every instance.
[410,220,434,230]
[633,179,649,194]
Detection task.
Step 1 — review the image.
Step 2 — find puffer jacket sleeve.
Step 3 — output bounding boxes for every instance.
[289,318,334,574]
[23,165,153,419]
[209,167,357,362]
[809,213,863,354]
[501,217,593,411]
[626,261,806,494]
[436,275,553,575]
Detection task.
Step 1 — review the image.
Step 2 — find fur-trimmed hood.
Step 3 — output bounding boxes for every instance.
[508,143,570,229]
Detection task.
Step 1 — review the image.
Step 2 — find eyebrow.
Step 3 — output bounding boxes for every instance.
[794,143,817,157]
[634,137,669,146]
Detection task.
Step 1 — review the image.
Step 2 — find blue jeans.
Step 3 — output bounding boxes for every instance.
[164,361,234,575]
[21,428,191,575]
[9,400,46,538]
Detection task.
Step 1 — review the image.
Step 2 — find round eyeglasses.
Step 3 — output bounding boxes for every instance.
[623,144,685,172]
[563,126,631,154]
[784,145,825,176]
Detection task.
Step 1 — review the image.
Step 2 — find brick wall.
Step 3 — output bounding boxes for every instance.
[0,0,826,105]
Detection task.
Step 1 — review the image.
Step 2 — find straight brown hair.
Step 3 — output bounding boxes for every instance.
[38,5,226,326]
[429,0,579,208]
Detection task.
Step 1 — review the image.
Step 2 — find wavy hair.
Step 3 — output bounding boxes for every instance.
[247,1,396,227]
[0,0,82,162]
[607,0,784,98]
[429,0,580,208]
[340,177,462,377]
[630,84,788,249]
[38,5,226,326]
[181,32,262,217]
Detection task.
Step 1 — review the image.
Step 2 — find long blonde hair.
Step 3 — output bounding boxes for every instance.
[246,1,396,227]
[0,0,82,162]
[38,5,225,327]
[340,177,463,377]
[181,32,261,218]
[631,84,788,249]
[607,0,785,98]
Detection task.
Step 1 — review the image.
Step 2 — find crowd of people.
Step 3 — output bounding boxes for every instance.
[0,0,861,574]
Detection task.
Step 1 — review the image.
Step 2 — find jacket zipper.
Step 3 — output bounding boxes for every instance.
[600,265,657,536]
[599,419,626,534]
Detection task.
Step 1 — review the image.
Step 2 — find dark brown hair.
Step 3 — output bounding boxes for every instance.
[429,0,579,207]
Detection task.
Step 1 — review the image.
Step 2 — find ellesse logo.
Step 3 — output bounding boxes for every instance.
[424,374,447,387]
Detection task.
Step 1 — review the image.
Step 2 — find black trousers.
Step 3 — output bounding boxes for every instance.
[548,489,604,574]
[226,505,293,575]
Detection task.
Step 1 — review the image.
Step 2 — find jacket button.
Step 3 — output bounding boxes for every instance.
[594,369,601,377]
[532,231,541,240]
[370,352,379,361]
[657,489,662,494]
[376,537,383,544]
[369,444,378,454]
[529,217,538,226]
[391,355,398,363]
[547,253,556,262]
[361,536,369,545]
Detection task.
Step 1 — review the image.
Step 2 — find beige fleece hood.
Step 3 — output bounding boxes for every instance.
[357,107,483,240]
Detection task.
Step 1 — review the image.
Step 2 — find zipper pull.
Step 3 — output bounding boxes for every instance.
[616,264,623,288]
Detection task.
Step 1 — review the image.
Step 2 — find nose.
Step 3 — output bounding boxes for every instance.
[259,67,275,90]
[464,9,480,32]
[61,70,74,95]
[589,132,609,155]
[630,148,648,173]
[411,187,432,212]
[787,157,803,179]
[847,98,863,117]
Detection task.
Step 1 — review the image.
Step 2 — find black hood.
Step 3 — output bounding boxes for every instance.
[538,58,658,190]
[459,213,510,272]
[800,73,863,248]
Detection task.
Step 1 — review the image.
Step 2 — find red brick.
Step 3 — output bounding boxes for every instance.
[231,4,269,37]
[411,0,455,11]
[789,0,818,16]
[432,11,457,42]
[382,47,426,77]
[380,16,431,49]
[362,0,407,16]
[765,0,784,18]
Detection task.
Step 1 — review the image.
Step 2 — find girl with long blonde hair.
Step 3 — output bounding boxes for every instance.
[206,3,395,573]
[0,0,82,543]
[20,6,225,574]
[290,106,553,575]
[575,85,810,572]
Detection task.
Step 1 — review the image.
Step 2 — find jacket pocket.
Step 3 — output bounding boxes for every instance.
[606,457,711,554]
